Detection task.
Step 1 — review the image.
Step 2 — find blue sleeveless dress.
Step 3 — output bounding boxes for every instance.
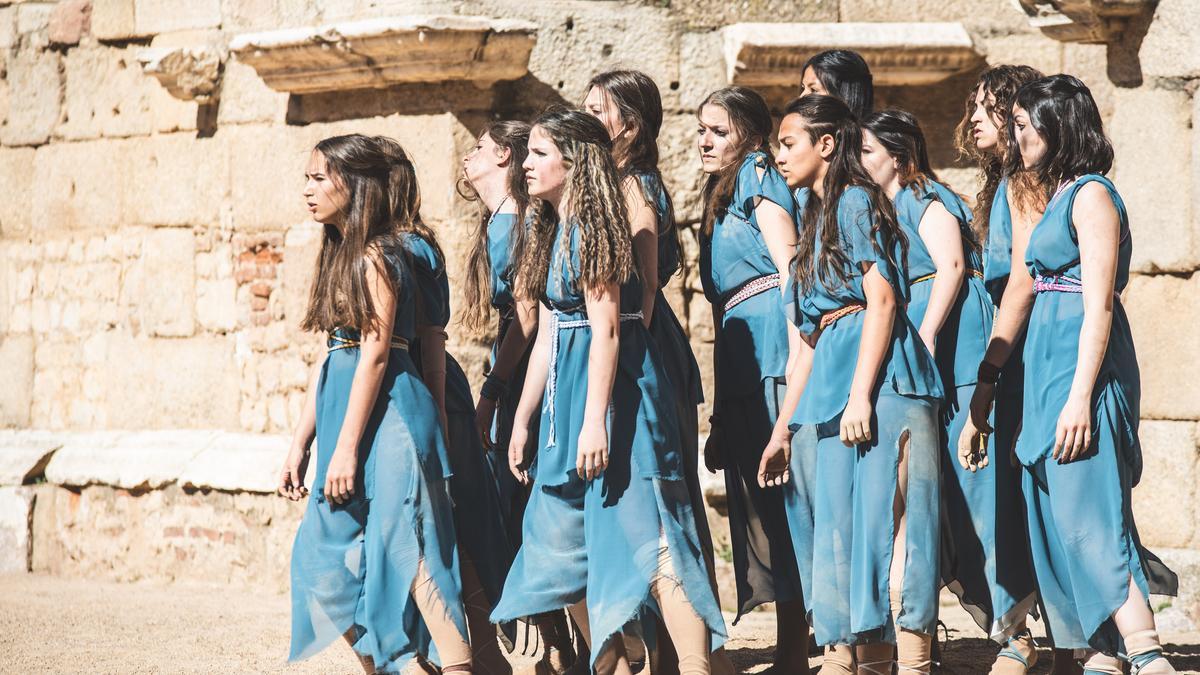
[894,181,1037,640]
[289,243,465,673]
[699,151,803,619]
[1018,175,1176,654]
[784,186,944,646]
[492,219,726,667]
[636,171,713,569]
[484,211,537,546]
[403,234,514,630]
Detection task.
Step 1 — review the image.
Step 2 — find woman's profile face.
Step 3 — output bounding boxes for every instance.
[800,66,828,98]
[1012,104,1046,170]
[303,150,348,227]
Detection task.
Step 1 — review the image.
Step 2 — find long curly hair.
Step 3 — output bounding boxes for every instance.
[457,120,535,332]
[300,134,407,335]
[586,69,680,280]
[953,65,1044,238]
[698,86,775,236]
[864,108,980,257]
[786,96,907,293]
[513,107,636,302]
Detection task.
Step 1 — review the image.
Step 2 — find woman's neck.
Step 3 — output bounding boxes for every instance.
[883,178,901,200]
[810,164,829,199]
[475,175,512,214]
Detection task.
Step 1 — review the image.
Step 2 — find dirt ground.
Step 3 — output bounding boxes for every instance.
[1,573,1197,674]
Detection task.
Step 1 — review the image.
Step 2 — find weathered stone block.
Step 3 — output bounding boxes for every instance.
[0,49,62,147]
[0,6,15,51]
[839,0,1029,33]
[0,335,34,427]
[127,133,226,226]
[216,59,287,125]
[1111,87,1197,273]
[0,486,33,573]
[16,1,52,46]
[60,46,199,140]
[975,33,1064,76]
[1133,421,1199,549]
[1139,0,1200,79]
[0,147,35,237]
[135,0,220,35]
[1124,272,1200,419]
[1155,548,1200,633]
[137,228,195,337]
[91,0,140,41]
[44,430,215,489]
[196,277,237,332]
[48,0,91,46]
[0,431,61,485]
[281,221,321,328]
[32,138,128,231]
[179,432,292,493]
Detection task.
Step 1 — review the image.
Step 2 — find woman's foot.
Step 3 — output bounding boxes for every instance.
[817,644,855,675]
[990,631,1040,674]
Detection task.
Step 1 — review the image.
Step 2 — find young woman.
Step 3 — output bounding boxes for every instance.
[1006,74,1177,674]
[491,108,725,675]
[862,109,1040,673]
[279,134,472,674]
[800,49,874,119]
[953,64,1059,673]
[695,86,809,670]
[459,122,579,674]
[759,95,944,675]
[369,136,514,674]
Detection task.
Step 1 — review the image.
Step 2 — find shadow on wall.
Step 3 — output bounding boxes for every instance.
[281,75,570,126]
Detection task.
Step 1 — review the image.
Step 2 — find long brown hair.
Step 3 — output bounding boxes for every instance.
[300,134,407,335]
[864,108,980,257]
[513,107,636,302]
[371,135,445,263]
[458,121,534,332]
[787,96,907,293]
[698,86,774,236]
[586,69,680,277]
[953,65,1044,237]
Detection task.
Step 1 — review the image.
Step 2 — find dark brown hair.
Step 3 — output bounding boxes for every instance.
[458,121,534,332]
[786,95,907,293]
[953,64,1044,238]
[300,134,407,335]
[698,86,774,236]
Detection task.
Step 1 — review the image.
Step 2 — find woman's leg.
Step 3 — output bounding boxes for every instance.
[854,643,894,675]
[460,559,512,674]
[890,431,932,675]
[819,645,855,674]
[651,546,712,675]
[566,600,633,675]
[1113,579,1176,673]
[990,626,1039,675]
[412,560,474,674]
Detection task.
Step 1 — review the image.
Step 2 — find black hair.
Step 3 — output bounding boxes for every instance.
[802,49,874,119]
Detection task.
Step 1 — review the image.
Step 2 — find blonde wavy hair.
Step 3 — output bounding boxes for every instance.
[513,107,636,302]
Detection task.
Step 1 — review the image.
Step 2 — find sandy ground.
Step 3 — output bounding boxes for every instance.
[1,573,1198,674]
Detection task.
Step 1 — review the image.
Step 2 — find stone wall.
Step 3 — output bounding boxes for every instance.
[1,0,1198,622]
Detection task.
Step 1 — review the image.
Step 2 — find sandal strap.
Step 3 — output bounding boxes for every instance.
[997,645,1031,667]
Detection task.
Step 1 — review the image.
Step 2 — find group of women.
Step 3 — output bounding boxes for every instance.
[277,47,1179,675]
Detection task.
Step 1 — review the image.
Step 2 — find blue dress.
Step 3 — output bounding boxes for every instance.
[492,219,727,666]
[637,171,713,569]
[289,243,465,673]
[403,233,514,631]
[894,181,1037,640]
[1018,175,1176,654]
[784,186,944,646]
[699,151,803,619]
[484,211,537,545]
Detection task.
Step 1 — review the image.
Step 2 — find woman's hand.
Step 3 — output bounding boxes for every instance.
[957,415,991,472]
[757,427,792,488]
[508,423,532,485]
[840,396,874,447]
[967,381,997,435]
[475,396,498,451]
[704,419,726,473]
[277,445,311,501]
[323,445,358,505]
[1053,394,1093,463]
[576,420,610,481]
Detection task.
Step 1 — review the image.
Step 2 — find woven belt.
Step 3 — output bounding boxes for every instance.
[327,334,410,353]
[544,309,644,449]
[1033,274,1082,294]
[819,302,866,330]
[910,269,983,285]
[723,273,781,313]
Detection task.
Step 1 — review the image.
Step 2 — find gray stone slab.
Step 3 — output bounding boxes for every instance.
[0,430,63,486]
[44,431,216,490]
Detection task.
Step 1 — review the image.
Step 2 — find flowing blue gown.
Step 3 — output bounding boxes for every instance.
[784,186,944,646]
[895,180,1037,640]
[492,219,727,667]
[1018,175,1176,654]
[289,243,465,673]
[699,151,803,620]
[403,233,514,633]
